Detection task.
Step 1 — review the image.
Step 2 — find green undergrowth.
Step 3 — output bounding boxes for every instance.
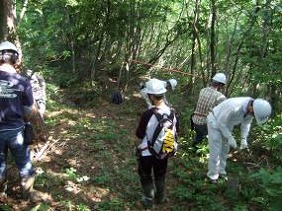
[3,83,279,211]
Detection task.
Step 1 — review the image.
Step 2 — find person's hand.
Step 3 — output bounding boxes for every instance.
[228,136,237,149]
[240,138,248,149]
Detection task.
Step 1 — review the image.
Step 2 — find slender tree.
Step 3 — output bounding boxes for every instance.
[0,0,17,41]
[210,0,216,76]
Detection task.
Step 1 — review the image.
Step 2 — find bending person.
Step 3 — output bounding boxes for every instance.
[207,97,272,183]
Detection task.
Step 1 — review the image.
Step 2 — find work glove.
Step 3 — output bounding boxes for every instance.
[228,136,237,149]
[240,138,248,149]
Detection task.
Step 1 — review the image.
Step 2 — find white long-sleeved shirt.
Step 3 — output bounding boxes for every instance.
[207,97,254,140]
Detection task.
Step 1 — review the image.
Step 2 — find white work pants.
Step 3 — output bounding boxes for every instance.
[207,116,230,180]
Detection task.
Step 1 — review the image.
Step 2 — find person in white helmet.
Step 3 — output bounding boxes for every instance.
[207,97,272,183]
[136,78,179,209]
[166,79,177,91]
[140,78,177,108]
[191,73,227,151]
[0,41,47,201]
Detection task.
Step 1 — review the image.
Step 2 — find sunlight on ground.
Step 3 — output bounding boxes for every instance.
[47,109,79,118]
[67,120,77,126]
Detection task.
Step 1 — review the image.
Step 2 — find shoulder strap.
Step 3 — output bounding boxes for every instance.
[148,107,162,147]
[168,108,175,121]
[149,107,173,147]
[151,107,162,121]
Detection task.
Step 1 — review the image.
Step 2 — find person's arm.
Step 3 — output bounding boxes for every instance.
[136,109,154,139]
[216,105,239,148]
[217,107,234,140]
[22,79,34,116]
[23,105,33,116]
[216,94,227,105]
[240,117,253,149]
[211,100,239,148]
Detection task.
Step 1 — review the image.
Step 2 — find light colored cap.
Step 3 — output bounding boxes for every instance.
[212,73,227,84]
[143,78,167,95]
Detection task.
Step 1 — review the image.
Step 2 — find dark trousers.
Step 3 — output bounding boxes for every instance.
[0,128,35,179]
[193,123,208,146]
[138,156,168,192]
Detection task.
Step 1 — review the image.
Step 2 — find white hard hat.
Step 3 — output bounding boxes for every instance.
[168,79,177,90]
[212,73,227,84]
[253,98,272,125]
[143,78,167,95]
[0,41,19,54]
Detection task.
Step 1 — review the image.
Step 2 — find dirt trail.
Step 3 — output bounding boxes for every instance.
[1,93,149,210]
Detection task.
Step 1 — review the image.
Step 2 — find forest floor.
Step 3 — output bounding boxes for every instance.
[0,84,275,211]
[0,86,186,211]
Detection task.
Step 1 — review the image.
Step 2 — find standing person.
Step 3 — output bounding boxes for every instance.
[25,69,46,118]
[207,97,272,183]
[136,78,179,209]
[140,78,177,108]
[163,78,177,107]
[0,41,46,201]
[191,73,227,150]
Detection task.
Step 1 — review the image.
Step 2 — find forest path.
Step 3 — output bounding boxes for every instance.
[3,89,175,210]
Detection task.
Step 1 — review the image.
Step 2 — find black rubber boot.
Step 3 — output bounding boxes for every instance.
[141,184,154,209]
[155,179,165,204]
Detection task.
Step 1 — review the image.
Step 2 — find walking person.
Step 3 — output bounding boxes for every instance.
[207,97,272,183]
[0,41,47,201]
[136,78,179,209]
[191,73,227,151]
[140,78,177,108]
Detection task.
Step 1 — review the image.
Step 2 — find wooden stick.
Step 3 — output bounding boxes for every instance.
[129,59,200,78]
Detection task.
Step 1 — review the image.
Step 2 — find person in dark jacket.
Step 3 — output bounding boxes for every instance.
[0,41,47,202]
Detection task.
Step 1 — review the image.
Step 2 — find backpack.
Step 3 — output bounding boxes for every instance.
[112,91,123,104]
[148,107,178,159]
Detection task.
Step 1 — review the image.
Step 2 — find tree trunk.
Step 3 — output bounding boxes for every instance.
[189,0,200,93]
[210,0,216,77]
[5,0,17,41]
[0,0,4,40]
[225,4,261,96]
[0,0,21,63]
[19,0,29,21]
[0,0,17,41]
